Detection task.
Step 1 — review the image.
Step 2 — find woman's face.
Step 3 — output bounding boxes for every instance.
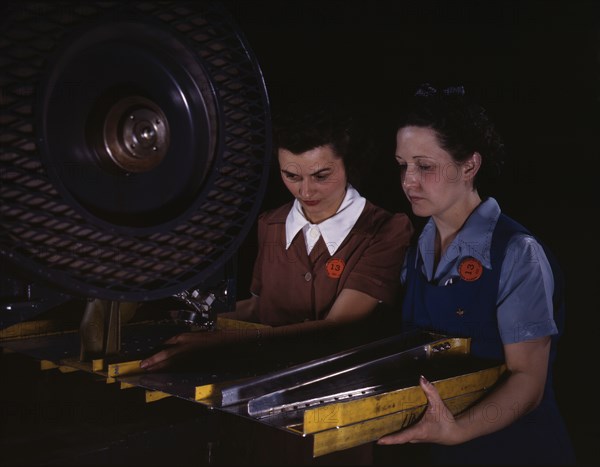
[278,144,347,224]
[395,126,474,218]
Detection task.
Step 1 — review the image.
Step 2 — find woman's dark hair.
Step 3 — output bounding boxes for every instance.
[398,83,505,192]
[272,100,367,188]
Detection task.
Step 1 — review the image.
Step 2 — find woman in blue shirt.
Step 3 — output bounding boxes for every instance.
[377,84,575,465]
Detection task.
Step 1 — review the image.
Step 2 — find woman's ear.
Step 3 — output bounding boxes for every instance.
[463,152,482,181]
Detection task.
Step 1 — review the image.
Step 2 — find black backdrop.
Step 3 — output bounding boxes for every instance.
[223,0,599,464]
[0,1,596,465]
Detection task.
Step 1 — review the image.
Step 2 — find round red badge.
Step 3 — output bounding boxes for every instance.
[326,258,345,279]
[458,257,483,282]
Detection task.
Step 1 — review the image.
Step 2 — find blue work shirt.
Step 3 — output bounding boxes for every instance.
[401,197,557,344]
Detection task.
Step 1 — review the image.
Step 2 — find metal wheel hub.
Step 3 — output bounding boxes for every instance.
[101,96,170,173]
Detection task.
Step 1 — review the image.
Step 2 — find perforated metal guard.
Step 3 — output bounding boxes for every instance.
[0,1,271,301]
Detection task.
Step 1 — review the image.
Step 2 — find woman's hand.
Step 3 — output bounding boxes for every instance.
[378,375,460,446]
[140,329,232,372]
[378,337,551,446]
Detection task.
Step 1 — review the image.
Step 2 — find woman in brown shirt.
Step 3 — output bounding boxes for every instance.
[141,102,413,371]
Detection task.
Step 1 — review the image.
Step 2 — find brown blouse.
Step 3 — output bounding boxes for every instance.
[250,201,413,325]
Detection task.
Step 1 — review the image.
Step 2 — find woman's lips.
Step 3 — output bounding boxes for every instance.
[302,200,320,206]
[408,195,424,203]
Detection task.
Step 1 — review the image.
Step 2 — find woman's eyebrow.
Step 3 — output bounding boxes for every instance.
[280,168,298,174]
[309,166,333,176]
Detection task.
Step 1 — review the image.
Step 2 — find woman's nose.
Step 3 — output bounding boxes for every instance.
[402,167,418,189]
[299,179,314,198]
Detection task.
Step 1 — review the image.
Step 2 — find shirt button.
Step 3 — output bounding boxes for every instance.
[304,272,312,281]
[310,227,319,239]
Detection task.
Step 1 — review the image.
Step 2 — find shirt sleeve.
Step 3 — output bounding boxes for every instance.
[344,213,413,304]
[497,234,558,344]
[249,214,267,297]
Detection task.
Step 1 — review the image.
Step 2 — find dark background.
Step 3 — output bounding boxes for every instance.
[222,0,599,464]
[0,1,597,465]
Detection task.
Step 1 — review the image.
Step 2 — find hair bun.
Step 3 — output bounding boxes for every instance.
[415,83,438,97]
[414,83,465,97]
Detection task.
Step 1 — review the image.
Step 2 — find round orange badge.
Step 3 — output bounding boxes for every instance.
[326,258,345,279]
[458,257,483,282]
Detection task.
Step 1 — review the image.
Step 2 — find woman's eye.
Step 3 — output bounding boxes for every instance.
[314,173,329,181]
[284,173,300,181]
[397,162,407,170]
[418,164,434,172]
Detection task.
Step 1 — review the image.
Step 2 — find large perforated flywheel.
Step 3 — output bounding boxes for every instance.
[0,1,271,301]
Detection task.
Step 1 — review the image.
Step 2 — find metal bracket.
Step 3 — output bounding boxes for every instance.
[79,299,137,361]
[169,281,233,330]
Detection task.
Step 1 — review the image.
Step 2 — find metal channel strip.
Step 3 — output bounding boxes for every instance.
[247,337,466,417]
[217,331,463,408]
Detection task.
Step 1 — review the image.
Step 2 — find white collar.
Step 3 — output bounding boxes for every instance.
[285,185,366,255]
